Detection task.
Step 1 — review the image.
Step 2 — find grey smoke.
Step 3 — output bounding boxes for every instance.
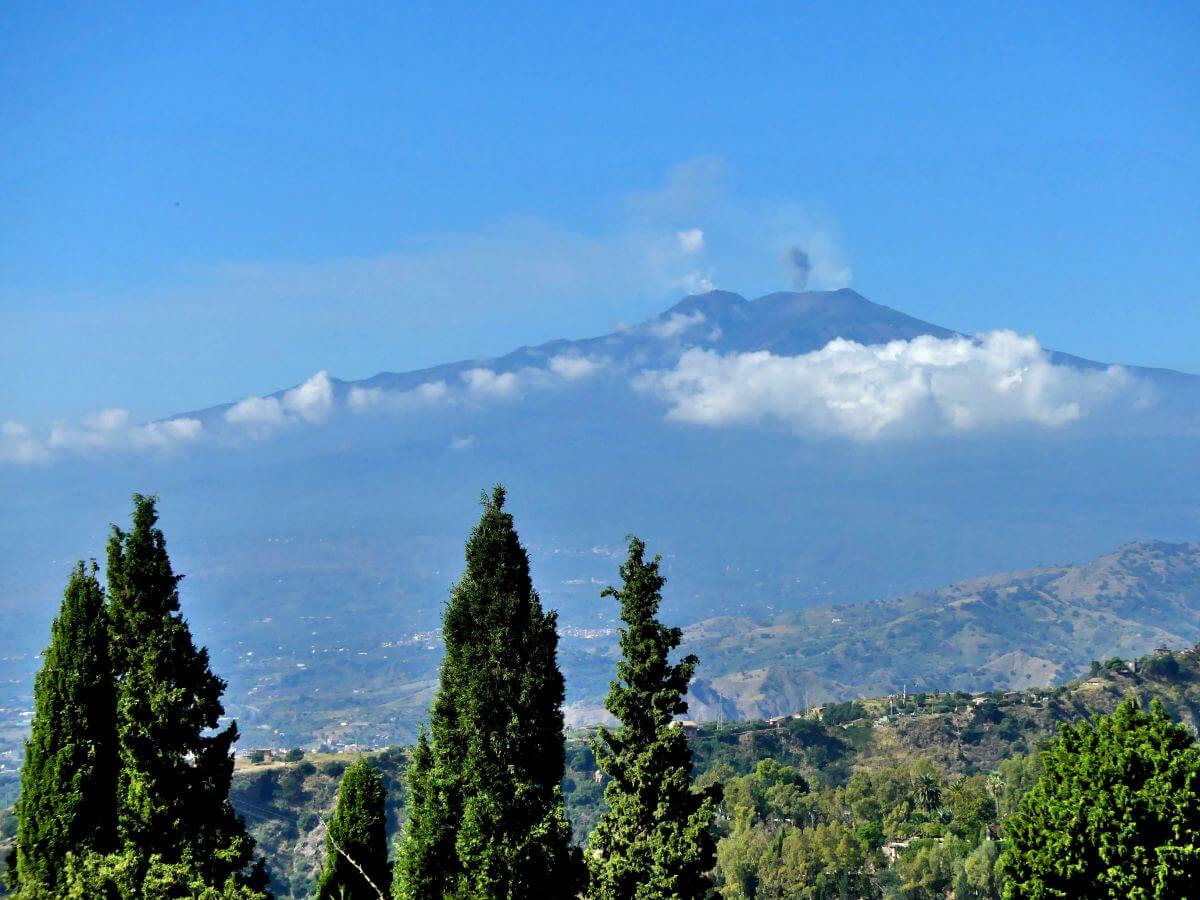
[785,245,811,290]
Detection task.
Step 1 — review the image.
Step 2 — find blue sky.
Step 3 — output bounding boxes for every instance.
[2,1,1197,423]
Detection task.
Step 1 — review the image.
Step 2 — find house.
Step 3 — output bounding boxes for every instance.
[883,837,943,863]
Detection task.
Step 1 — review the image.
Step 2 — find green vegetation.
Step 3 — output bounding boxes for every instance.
[8,496,268,899]
[211,646,1200,898]
[588,538,718,899]
[11,492,1200,899]
[999,698,1200,898]
[10,563,117,895]
[393,487,584,898]
[103,495,266,894]
[314,759,389,899]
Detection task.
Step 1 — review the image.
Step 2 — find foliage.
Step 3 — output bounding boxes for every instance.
[105,495,268,893]
[587,537,719,899]
[821,701,867,726]
[393,487,583,898]
[10,563,118,897]
[712,757,1011,898]
[999,697,1200,898]
[61,848,269,899]
[315,759,390,899]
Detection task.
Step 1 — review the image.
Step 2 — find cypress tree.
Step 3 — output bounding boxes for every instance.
[315,759,391,900]
[394,486,583,899]
[587,537,718,900]
[11,562,118,897]
[106,494,267,892]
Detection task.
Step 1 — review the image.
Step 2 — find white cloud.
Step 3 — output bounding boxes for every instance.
[0,421,49,463]
[347,354,608,416]
[225,396,288,432]
[648,310,707,339]
[348,380,450,413]
[225,371,334,436]
[676,228,705,254]
[548,354,609,380]
[130,417,204,448]
[673,271,716,294]
[48,409,204,452]
[450,435,476,451]
[461,368,521,399]
[282,370,333,422]
[2,410,203,463]
[635,331,1143,441]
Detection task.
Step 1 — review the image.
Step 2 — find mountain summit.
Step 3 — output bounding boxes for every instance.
[198,287,1177,421]
[666,288,957,355]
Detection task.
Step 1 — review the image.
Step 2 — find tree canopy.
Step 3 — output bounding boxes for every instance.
[394,486,583,898]
[11,562,118,896]
[105,495,265,890]
[999,697,1200,898]
[588,536,718,899]
[315,758,390,900]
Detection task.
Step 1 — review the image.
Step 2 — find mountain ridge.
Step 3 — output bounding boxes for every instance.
[675,539,1200,722]
[176,288,1197,424]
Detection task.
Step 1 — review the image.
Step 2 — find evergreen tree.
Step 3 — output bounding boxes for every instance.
[394,486,583,899]
[315,759,391,900]
[587,537,718,900]
[11,562,118,897]
[106,494,268,893]
[999,697,1200,897]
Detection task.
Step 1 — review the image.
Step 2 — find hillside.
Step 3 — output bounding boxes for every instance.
[678,540,1200,721]
[61,538,1200,757]
[223,643,1200,898]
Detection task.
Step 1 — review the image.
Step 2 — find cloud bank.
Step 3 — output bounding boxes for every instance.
[347,380,451,413]
[346,353,611,416]
[1,350,619,463]
[1,410,203,463]
[635,331,1143,441]
[225,371,334,436]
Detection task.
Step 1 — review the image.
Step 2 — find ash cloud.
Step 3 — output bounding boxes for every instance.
[785,245,812,291]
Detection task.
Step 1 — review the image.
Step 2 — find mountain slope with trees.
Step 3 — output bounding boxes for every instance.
[220,643,1200,897]
[679,540,1200,721]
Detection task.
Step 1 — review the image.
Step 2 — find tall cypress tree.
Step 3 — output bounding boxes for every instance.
[394,486,583,899]
[106,494,266,891]
[11,562,117,896]
[588,537,718,900]
[315,759,391,900]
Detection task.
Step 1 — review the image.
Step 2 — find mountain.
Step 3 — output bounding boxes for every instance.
[677,540,1200,721]
[1,288,1199,752]
[182,288,958,421]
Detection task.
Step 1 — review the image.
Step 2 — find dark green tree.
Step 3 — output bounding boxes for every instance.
[999,697,1200,898]
[393,486,583,899]
[315,759,391,900]
[11,562,118,897]
[106,494,267,892]
[588,537,719,899]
